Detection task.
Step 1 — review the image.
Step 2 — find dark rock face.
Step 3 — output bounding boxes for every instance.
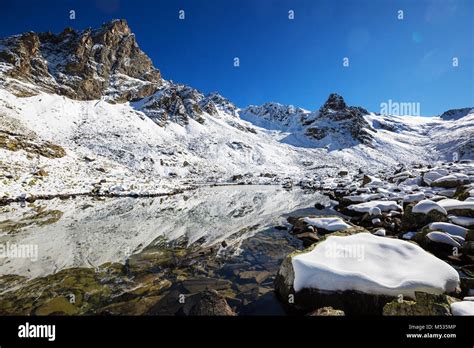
[138,84,206,126]
[440,108,474,120]
[136,85,238,127]
[0,19,162,101]
[305,93,374,146]
[321,93,347,111]
[0,20,245,128]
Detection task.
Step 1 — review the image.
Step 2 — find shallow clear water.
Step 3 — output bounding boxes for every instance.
[0,185,327,315]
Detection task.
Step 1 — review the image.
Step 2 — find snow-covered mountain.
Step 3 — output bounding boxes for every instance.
[0,19,162,101]
[0,19,473,200]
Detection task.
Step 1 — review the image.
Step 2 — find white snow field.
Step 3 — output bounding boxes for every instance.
[0,84,473,200]
[291,233,460,297]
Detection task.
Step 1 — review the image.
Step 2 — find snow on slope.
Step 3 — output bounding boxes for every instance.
[0,88,346,199]
[0,20,472,199]
[1,85,473,200]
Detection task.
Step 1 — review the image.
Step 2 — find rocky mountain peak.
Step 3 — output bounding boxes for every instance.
[320,93,347,112]
[102,19,132,36]
[440,107,474,120]
[0,19,162,101]
[205,92,239,116]
[304,93,374,146]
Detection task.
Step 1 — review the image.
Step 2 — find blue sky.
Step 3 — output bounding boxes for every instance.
[0,0,472,115]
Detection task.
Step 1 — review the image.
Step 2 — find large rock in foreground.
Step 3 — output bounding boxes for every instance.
[275,233,460,315]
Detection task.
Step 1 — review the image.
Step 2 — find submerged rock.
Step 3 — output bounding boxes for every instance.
[187,290,236,316]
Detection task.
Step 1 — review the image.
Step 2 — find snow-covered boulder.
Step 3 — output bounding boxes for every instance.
[412,200,447,215]
[422,169,449,186]
[369,206,382,217]
[402,200,448,231]
[342,193,383,203]
[427,222,468,238]
[426,231,462,248]
[302,217,351,232]
[287,215,363,246]
[373,229,386,236]
[413,226,466,260]
[449,215,474,228]
[402,231,417,240]
[451,301,474,315]
[361,175,384,188]
[403,192,425,204]
[437,189,457,198]
[346,201,402,215]
[438,199,474,217]
[275,233,460,315]
[431,173,470,188]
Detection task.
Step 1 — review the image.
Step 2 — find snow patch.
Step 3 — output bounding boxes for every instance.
[427,222,467,238]
[412,200,447,215]
[292,233,460,297]
[347,200,402,213]
[302,216,351,232]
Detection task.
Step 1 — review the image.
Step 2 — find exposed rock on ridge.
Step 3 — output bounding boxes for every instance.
[0,19,162,101]
[305,93,374,145]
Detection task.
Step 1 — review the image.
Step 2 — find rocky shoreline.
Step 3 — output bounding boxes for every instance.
[1,161,473,316]
[0,187,193,207]
[274,160,474,316]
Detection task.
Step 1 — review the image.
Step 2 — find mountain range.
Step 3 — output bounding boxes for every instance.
[0,19,473,200]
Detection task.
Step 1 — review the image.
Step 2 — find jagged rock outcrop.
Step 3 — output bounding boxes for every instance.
[305,93,374,145]
[0,19,162,101]
[440,108,474,121]
[205,92,239,117]
[136,84,206,126]
[133,84,239,127]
